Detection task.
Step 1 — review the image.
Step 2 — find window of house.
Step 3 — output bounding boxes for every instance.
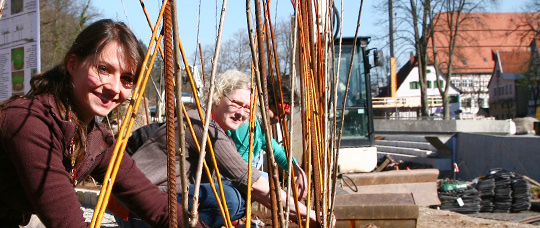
[410,81,419,89]
[473,78,480,87]
[428,81,432,88]
[463,98,472,107]
[450,95,459,103]
[434,80,444,88]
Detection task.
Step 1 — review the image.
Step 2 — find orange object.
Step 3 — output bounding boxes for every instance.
[107,197,129,221]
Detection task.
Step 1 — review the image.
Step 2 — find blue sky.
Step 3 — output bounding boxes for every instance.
[97,0,526,66]
[98,1,368,57]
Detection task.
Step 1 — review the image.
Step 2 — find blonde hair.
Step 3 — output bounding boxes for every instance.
[203,70,251,107]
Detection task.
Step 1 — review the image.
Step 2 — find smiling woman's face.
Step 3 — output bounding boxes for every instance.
[212,88,251,131]
[68,41,135,124]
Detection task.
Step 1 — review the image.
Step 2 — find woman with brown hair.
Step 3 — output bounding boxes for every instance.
[0,19,205,228]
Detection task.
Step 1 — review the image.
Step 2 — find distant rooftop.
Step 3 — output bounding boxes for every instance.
[429,12,539,74]
[497,50,530,75]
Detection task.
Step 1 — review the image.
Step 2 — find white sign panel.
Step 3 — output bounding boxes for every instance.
[0,0,40,102]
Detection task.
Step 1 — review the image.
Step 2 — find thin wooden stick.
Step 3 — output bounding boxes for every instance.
[180,104,230,227]
[190,1,232,227]
[288,0,303,226]
[89,9,166,223]
[329,0,345,221]
[171,0,190,225]
[245,69,258,228]
[253,0,284,226]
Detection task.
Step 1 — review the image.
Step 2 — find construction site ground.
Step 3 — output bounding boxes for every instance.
[23,201,540,227]
[251,206,540,227]
[417,206,540,228]
[24,181,540,228]
[252,207,540,228]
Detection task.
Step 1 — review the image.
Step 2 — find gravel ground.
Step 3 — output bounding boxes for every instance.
[418,206,540,228]
[20,207,540,228]
[22,206,119,228]
[21,197,540,228]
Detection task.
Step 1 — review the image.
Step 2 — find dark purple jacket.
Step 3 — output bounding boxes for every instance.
[0,95,204,228]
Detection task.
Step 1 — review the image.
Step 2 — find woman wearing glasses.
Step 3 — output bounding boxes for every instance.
[121,70,318,228]
[227,78,308,201]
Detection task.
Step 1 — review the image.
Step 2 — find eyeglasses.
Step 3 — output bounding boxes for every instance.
[224,94,251,114]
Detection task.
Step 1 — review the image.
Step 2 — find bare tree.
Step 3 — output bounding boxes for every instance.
[221,30,252,72]
[429,0,490,119]
[39,0,100,71]
[513,1,540,41]
[197,19,292,76]
[518,46,540,115]
[515,0,540,116]
[198,31,250,75]
[398,0,442,116]
[274,19,292,75]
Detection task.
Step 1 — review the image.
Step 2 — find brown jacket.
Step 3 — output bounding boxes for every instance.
[131,108,262,193]
[0,95,204,227]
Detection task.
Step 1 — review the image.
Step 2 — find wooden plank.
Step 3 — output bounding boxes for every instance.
[340,182,440,206]
[338,169,441,206]
[342,169,439,185]
[335,219,417,228]
[334,194,419,220]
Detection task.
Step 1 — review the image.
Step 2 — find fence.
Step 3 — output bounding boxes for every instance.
[372,96,443,108]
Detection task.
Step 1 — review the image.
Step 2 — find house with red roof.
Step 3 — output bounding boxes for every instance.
[377,13,539,119]
[430,12,539,117]
[488,50,531,119]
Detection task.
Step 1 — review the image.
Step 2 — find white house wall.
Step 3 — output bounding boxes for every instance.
[489,73,517,103]
[396,66,460,97]
[450,73,491,114]
[396,65,491,116]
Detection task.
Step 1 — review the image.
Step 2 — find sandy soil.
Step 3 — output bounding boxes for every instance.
[247,206,540,228]
[51,182,539,228]
[417,206,539,228]
[23,204,540,227]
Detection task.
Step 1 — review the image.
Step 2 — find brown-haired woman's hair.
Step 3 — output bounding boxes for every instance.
[2,19,144,164]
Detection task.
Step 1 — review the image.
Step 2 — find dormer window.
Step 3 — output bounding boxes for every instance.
[410,81,420,89]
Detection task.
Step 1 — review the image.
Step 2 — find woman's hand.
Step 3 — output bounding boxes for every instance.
[300,211,336,228]
[293,164,308,201]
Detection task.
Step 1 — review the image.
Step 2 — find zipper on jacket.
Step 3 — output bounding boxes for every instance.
[78,140,113,183]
